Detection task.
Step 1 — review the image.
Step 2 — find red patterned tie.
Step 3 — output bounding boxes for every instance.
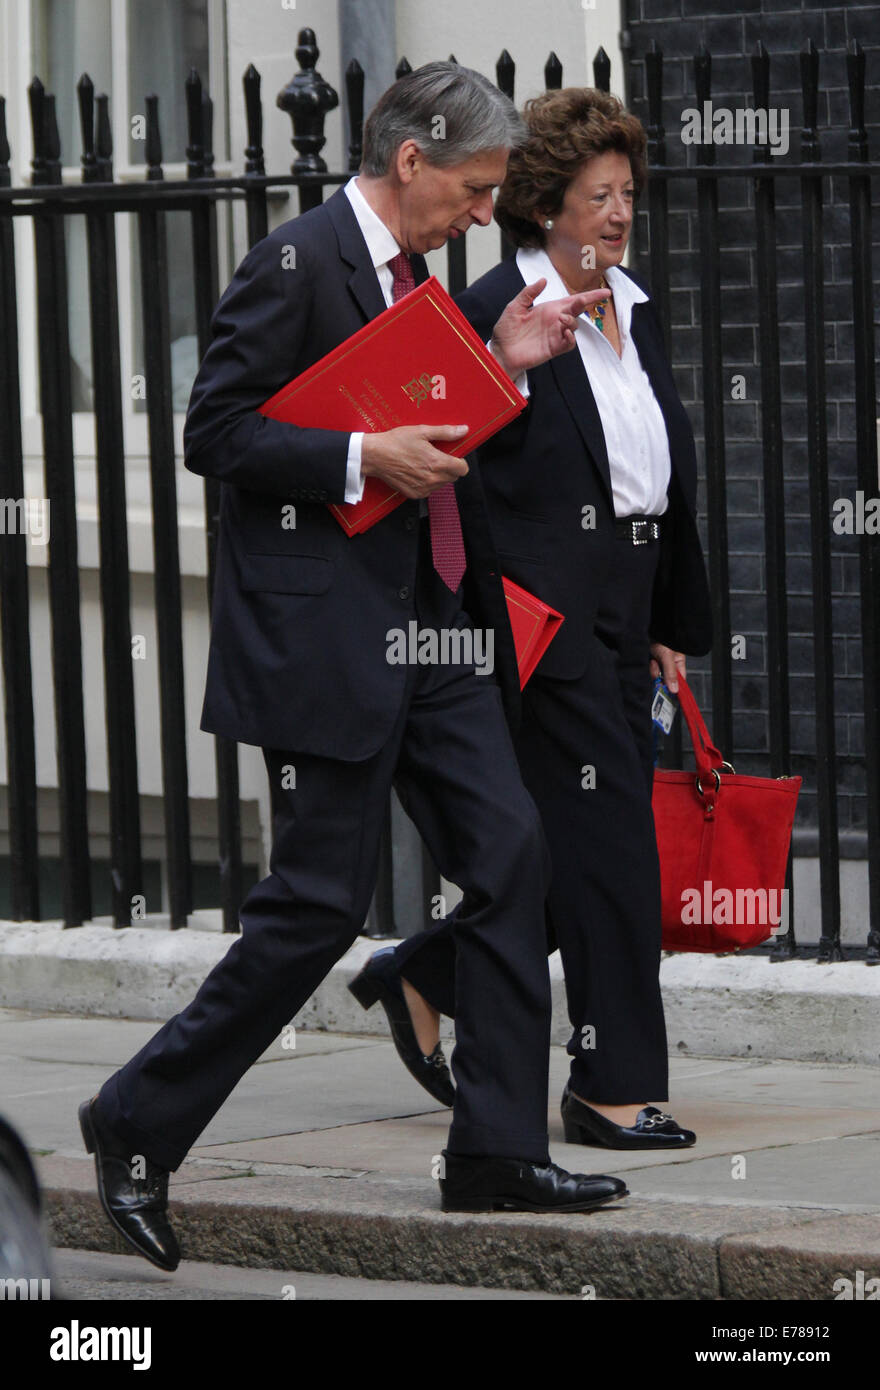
[388,252,467,593]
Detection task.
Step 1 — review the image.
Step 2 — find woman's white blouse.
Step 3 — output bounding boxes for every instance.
[516,246,672,518]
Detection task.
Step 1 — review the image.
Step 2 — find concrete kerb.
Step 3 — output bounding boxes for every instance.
[2,919,880,1064]
[40,1154,866,1299]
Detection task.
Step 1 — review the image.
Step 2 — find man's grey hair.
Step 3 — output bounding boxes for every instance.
[361,62,526,176]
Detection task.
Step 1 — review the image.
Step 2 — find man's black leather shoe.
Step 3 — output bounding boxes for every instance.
[348,947,455,1107]
[561,1083,696,1149]
[79,1097,180,1272]
[439,1151,628,1213]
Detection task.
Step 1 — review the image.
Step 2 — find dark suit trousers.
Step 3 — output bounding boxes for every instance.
[96,524,553,1169]
[395,535,669,1104]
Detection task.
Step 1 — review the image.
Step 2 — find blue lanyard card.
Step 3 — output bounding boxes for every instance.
[652,678,677,735]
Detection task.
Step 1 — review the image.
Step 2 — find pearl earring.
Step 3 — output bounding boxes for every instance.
[543,218,553,230]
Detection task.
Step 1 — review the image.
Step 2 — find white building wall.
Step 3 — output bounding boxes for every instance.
[226,0,345,261]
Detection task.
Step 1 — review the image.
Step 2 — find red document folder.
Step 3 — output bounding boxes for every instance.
[258,276,527,535]
[502,577,565,688]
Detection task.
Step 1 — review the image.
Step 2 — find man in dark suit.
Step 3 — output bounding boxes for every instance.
[78,62,627,1272]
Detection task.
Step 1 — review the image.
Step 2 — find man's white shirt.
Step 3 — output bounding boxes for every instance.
[340,177,401,503]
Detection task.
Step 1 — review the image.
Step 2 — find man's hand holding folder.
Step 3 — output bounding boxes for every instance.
[355,274,606,500]
[259,277,517,532]
[361,422,471,498]
[259,276,607,527]
[257,274,594,683]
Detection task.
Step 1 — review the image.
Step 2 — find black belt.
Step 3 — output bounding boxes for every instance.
[614,515,662,545]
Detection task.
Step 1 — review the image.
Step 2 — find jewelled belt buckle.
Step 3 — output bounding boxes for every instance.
[630,519,660,545]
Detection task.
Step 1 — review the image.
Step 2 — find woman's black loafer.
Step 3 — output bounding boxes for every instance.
[561,1083,696,1149]
[349,947,455,1107]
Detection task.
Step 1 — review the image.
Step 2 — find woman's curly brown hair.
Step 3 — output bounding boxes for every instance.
[494,88,648,249]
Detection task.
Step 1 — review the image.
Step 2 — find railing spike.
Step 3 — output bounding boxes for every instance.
[544,51,562,90]
[77,73,99,182]
[145,92,163,180]
[0,95,12,188]
[28,78,47,184]
[185,68,205,178]
[644,42,664,131]
[345,58,364,172]
[846,38,866,149]
[45,93,62,184]
[593,46,611,93]
[96,93,113,179]
[202,91,215,176]
[800,40,820,152]
[751,42,771,141]
[496,49,515,101]
[243,63,265,175]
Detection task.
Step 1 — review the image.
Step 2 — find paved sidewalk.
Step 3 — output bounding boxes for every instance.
[2,1007,879,1299]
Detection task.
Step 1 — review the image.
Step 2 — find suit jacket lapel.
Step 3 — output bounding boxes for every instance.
[323,186,432,321]
[498,259,614,507]
[629,302,689,491]
[323,186,387,323]
[549,349,614,509]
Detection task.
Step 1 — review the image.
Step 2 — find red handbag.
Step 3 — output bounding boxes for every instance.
[652,675,802,952]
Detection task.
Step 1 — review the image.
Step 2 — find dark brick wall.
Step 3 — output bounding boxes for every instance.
[623,0,880,846]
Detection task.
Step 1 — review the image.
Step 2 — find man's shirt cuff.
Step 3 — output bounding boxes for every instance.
[345,432,366,503]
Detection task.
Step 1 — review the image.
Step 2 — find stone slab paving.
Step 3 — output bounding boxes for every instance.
[2,1009,878,1298]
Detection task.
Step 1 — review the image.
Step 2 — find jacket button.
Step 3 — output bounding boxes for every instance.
[398,586,411,600]
[404,516,416,531]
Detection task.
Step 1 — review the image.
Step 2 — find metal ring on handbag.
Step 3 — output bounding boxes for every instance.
[695,768,722,798]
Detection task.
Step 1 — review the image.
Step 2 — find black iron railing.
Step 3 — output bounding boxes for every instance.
[0,27,876,962]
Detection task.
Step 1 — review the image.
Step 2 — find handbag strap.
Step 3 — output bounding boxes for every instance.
[674,674,725,784]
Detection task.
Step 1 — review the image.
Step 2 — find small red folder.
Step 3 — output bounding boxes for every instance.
[502,576,564,688]
[258,276,526,535]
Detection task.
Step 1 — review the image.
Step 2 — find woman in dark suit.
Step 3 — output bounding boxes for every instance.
[350,88,712,1149]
